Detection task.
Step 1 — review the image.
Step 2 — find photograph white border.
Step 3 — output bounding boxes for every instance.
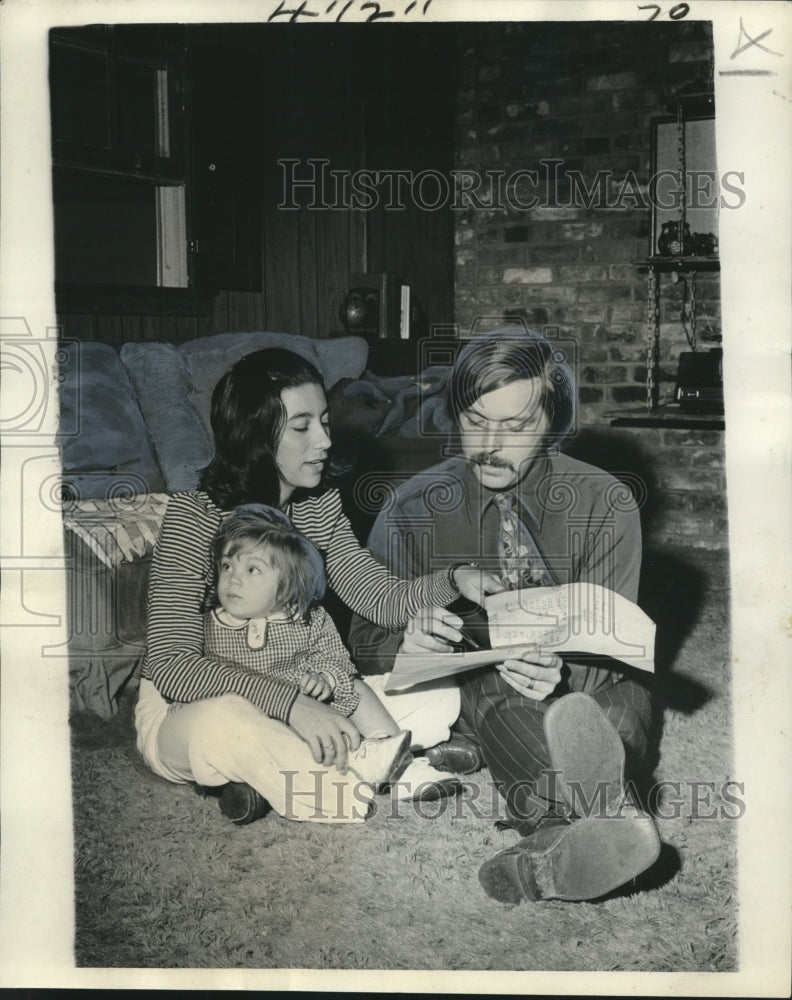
[1,0,790,994]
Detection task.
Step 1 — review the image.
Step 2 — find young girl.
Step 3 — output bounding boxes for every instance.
[205,503,417,790]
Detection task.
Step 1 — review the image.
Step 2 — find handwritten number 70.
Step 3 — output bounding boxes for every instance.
[638,3,690,20]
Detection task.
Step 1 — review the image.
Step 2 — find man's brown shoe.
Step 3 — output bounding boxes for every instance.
[478,812,661,903]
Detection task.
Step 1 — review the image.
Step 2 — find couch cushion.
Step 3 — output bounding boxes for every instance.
[58,342,165,500]
[120,341,214,492]
[314,337,369,393]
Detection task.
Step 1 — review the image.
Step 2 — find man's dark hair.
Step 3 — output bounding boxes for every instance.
[448,326,576,446]
[199,348,326,510]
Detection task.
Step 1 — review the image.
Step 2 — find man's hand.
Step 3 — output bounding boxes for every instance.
[401,606,465,654]
[299,670,334,702]
[496,648,562,701]
[288,694,362,770]
[452,565,505,605]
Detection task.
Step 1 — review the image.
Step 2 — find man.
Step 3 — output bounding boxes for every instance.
[349,326,660,903]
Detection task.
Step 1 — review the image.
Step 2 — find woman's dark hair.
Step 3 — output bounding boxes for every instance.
[448,326,576,447]
[211,504,326,620]
[199,348,326,509]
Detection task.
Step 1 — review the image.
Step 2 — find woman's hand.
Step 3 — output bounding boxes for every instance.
[401,606,465,654]
[452,565,505,605]
[288,694,362,770]
[299,670,334,702]
[496,648,563,701]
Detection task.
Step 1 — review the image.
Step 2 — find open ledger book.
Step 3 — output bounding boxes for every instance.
[384,583,655,693]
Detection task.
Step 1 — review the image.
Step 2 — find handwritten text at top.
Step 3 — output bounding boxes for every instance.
[266,0,434,22]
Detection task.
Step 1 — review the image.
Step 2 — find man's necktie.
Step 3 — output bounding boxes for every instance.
[493,492,553,590]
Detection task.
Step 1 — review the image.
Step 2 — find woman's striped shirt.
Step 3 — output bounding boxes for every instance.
[142,489,458,722]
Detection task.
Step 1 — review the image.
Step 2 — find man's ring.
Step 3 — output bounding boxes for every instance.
[526,677,534,690]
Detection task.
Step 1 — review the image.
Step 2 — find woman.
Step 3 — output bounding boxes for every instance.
[135,348,483,824]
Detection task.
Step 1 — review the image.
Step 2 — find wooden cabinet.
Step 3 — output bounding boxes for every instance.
[187,26,264,293]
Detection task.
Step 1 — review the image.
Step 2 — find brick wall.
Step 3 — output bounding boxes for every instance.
[452,20,726,550]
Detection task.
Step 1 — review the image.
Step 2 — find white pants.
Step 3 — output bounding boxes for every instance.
[135,675,460,824]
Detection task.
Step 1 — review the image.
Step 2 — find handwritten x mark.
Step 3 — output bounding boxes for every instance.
[731,17,783,60]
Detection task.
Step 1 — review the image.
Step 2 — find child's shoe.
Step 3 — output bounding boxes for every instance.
[344,730,412,787]
[218,782,271,825]
[388,755,464,801]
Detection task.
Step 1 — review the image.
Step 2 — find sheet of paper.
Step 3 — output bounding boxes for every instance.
[386,585,655,692]
[485,583,655,673]
[385,643,536,692]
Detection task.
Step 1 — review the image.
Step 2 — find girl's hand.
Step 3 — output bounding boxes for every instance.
[496,648,562,701]
[452,565,505,605]
[288,694,361,770]
[401,606,465,654]
[299,671,334,702]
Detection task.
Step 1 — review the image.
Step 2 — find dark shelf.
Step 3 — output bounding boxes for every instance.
[633,256,720,273]
[608,407,724,430]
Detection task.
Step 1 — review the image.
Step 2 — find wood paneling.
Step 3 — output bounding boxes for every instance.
[225,291,266,333]
[362,26,456,333]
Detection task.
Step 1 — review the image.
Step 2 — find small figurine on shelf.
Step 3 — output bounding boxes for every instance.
[339,288,379,335]
[657,220,692,256]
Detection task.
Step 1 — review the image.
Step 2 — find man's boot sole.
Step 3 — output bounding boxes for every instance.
[544,693,627,815]
[479,814,661,903]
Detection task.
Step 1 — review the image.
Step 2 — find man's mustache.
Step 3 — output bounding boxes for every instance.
[470,452,516,473]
